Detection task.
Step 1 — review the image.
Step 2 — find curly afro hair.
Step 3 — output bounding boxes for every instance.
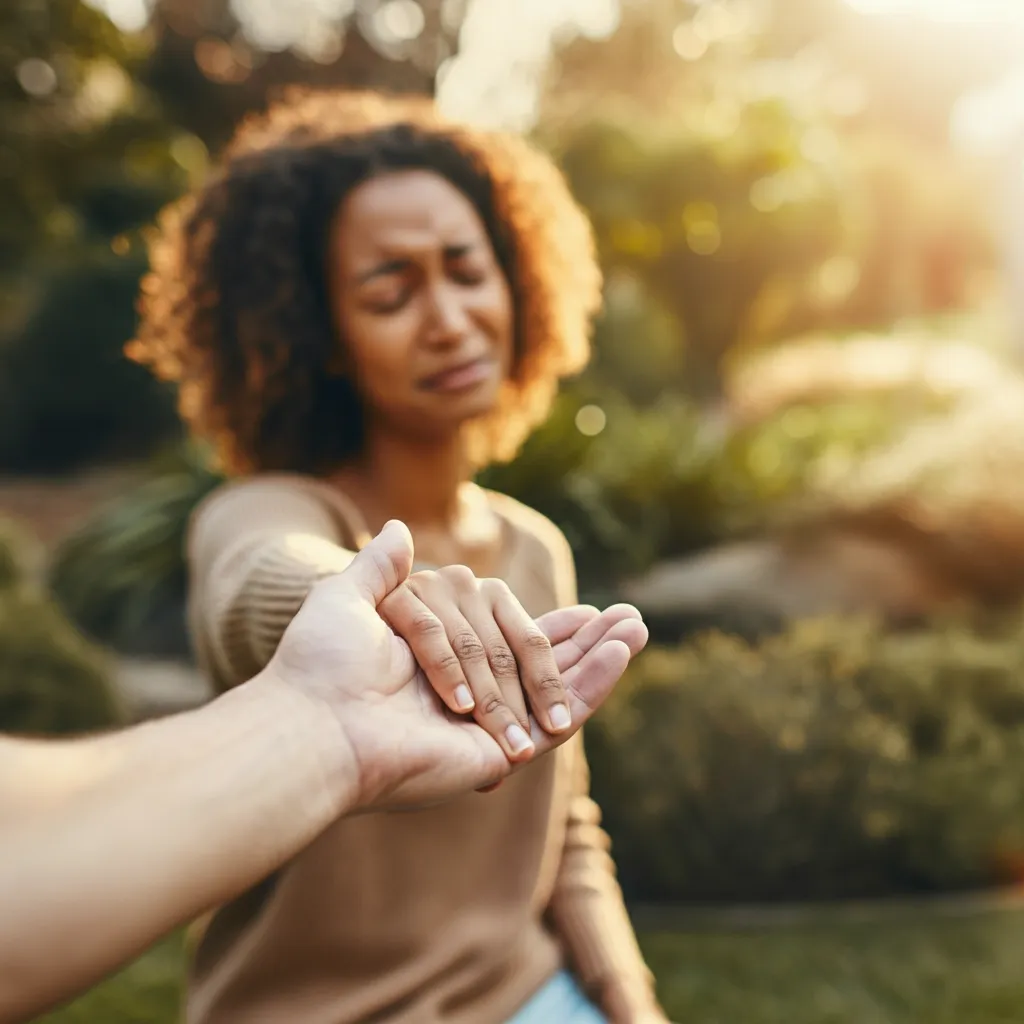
[128,90,602,476]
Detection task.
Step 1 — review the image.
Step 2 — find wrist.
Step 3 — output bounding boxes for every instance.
[602,979,667,1024]
[237,671,361,823]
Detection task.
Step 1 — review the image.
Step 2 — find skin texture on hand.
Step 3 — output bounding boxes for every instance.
[266,519,648,811]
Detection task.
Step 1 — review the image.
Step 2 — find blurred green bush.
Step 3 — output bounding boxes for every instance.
[0,517,121,736]
[49,445,221,658]
[482,382,901,591]
[0,247,180,473]
[0,516,40,591]
[588,617,1024,904]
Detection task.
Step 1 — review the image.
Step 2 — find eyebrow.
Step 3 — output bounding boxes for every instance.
[354,244,477,285]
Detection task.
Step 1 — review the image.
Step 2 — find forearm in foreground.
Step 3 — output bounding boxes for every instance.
[0,678,351,1024]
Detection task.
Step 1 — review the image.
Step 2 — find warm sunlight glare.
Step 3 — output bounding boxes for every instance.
[845,0,1024,22]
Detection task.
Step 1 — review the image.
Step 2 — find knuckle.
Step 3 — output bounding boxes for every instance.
[409,612,445,639]
[521,630,553,656]
[440,564,477,590]
[532,673,565,697]
[377,586,408,620]
[482,577,511,598]
[452,631,486,661]
[489,645,518,676]
[480,692,507,717]
[403,572,428,597]
[430,650,463,675]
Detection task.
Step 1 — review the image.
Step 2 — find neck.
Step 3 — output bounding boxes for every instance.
[337,428,472,531]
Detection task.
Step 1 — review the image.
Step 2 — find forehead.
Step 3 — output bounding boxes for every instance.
[333,170,487,260]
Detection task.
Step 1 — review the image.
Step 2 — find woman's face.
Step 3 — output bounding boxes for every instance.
[326,169,514,440]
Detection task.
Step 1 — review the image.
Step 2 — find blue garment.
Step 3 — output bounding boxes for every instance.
[506,970,608,1024]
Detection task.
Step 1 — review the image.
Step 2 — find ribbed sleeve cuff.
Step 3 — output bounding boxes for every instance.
[209,535,355,686]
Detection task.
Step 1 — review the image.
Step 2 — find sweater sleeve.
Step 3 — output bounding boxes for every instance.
[543,529,666,1024]
[187,479,357,691]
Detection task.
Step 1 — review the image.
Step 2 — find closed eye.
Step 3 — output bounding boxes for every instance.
[445,245,487,284]
[357,258,409,286]
[357,259,412,313]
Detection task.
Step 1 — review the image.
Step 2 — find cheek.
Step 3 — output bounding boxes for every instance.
[339,310,416,383]
[481,280,515,358]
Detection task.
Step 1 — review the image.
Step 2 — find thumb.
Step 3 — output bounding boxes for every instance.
[342,520,414,607]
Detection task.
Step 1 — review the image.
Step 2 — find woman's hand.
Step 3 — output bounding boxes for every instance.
[378,565,570,763]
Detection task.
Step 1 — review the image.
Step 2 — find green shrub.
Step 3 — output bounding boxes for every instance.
[0,516,42,592]
[481,385,902,589]
[588,617,1024,903]
[0,250,180,474]
[49,445,222,658]
[0,586,121,737]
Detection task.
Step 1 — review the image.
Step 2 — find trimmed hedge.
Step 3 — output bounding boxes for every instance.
[0,518,121,736]
[0,589,122,736]
[588,617,1024,903]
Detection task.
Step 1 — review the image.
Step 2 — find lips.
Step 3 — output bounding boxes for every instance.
[420,357,494,394]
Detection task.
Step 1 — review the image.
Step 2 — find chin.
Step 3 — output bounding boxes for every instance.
[441,404,498,435]
[437,379,502,421]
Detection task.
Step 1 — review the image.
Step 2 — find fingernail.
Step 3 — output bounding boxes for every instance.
[454,684,474,711]
[505,723,534,755]
[549,703,571,731]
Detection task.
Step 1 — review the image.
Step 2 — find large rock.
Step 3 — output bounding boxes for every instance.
[631,370,1024,642]
[623,525,971,643]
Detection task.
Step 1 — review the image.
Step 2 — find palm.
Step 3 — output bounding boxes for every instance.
[344,668,502,807]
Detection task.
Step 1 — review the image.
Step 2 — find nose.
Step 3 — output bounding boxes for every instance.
[423,280,471,347]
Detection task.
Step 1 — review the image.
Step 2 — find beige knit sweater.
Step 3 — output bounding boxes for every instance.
[184,474,662,1024]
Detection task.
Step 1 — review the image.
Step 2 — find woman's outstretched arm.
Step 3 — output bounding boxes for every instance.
[540,527,667,1024]
[188,478,357,689]
[546,738,666,1024]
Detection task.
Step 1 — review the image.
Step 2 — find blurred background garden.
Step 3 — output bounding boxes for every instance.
[6,0,1024,1020]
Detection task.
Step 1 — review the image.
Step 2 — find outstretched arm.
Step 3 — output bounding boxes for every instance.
[191,478,594,762]
[542,528,667,1024]
[546,739,666,1024]
[187,478,357,689]
[0,523,643,1024]
[0,676,343,1024]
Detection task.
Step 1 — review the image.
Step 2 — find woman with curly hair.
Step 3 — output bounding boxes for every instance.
[129,90,665,1024]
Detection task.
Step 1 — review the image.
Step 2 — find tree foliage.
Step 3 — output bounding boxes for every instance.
[1,0,472,473]
[143,0,468,151]
[539,0,998,398]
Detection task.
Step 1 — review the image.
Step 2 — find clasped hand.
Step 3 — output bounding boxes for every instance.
[380,563,643,762]
[266,521,648,811]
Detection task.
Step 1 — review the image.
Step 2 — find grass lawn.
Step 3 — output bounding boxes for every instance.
[34,907,1024,1023]
[642,909,1024,1024]
[36,934,185,1024]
